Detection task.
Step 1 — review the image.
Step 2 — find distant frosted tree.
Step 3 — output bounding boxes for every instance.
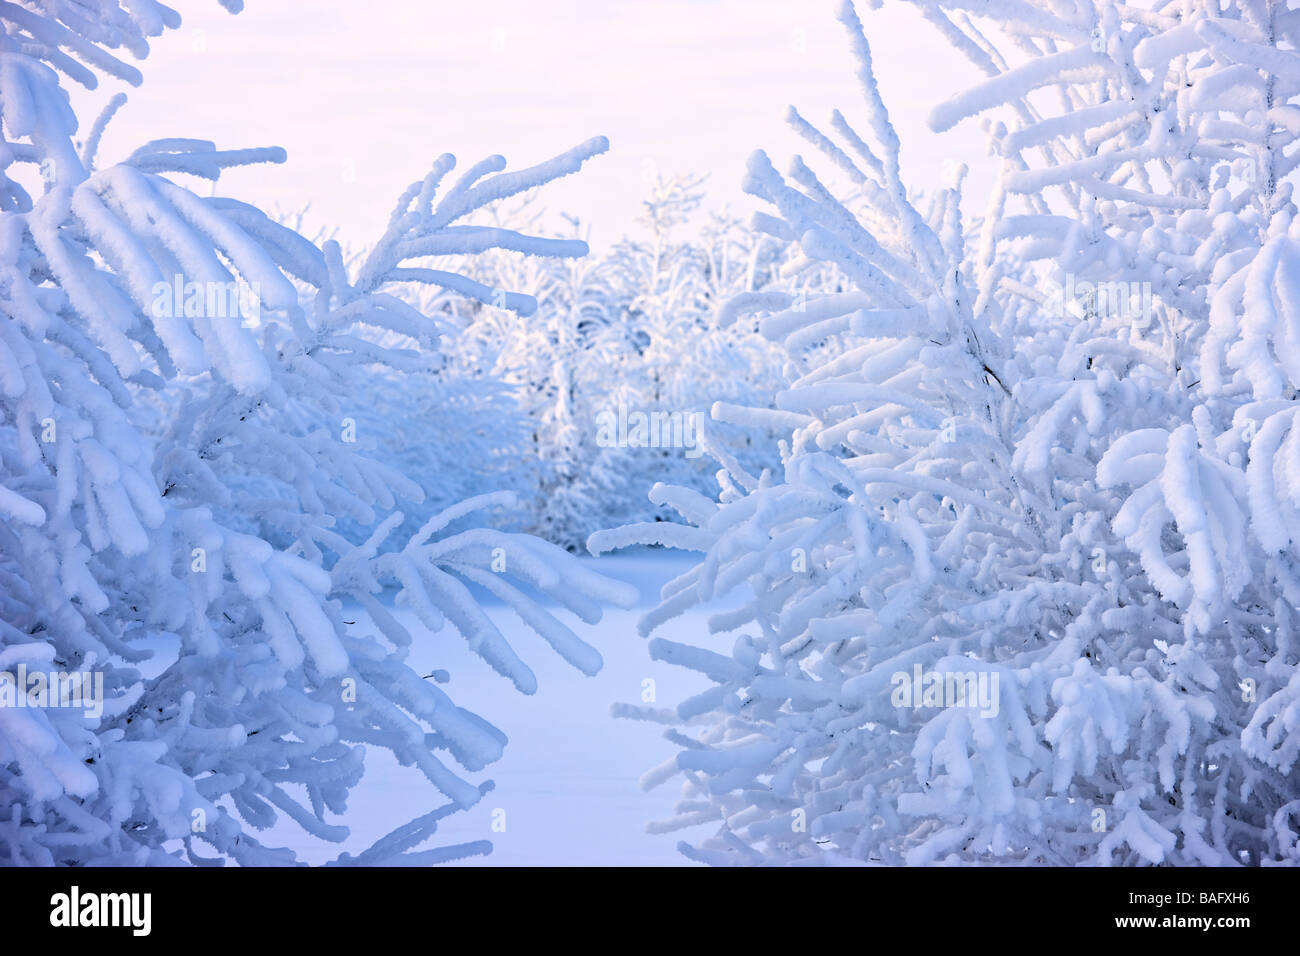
[594,0,1300,865]
[0,0,634,865]
[423,175,802,550]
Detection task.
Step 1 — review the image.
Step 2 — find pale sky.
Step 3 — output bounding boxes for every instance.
[73,0,995,254]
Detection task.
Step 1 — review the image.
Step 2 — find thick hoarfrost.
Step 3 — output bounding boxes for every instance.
[594,0,1300,866]
[0,0,634,865]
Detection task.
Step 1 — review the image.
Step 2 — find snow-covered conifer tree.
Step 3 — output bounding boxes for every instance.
[406,175,797,551]
[593,0,1300,865]
[0,0,635,865]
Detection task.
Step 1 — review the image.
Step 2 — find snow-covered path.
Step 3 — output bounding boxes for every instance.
[275,549,720,866]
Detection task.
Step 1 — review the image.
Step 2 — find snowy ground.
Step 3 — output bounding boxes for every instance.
[269,548,727,866]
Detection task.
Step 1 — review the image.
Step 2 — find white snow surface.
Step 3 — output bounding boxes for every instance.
[266,549,721,865]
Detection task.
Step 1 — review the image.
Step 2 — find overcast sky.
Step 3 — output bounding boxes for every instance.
[74,0,994,253]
